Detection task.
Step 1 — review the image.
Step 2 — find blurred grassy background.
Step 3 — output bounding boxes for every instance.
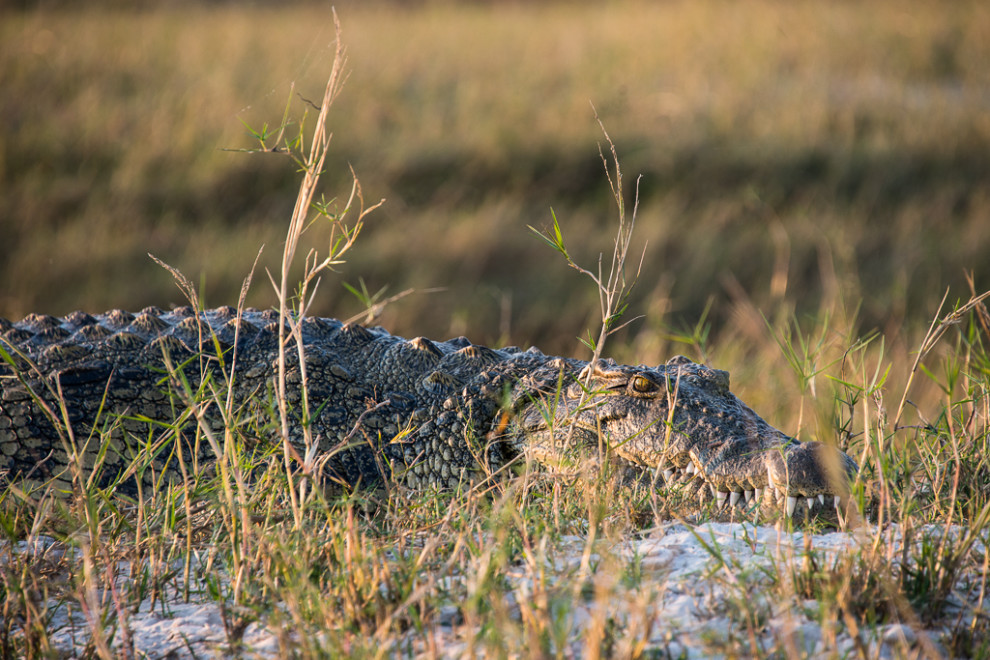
[2,0,989,367]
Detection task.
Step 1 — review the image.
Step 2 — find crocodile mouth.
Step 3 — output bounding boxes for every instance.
[659,460,846,516]
[532,440,855,519]
[650,447,854,518]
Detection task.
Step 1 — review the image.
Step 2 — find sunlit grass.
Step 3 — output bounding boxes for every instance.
[1,1,989,356]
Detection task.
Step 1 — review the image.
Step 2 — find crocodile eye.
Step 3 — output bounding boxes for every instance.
[631,375,657,393]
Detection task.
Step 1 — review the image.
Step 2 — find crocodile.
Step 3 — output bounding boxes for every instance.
[0,306,857,516]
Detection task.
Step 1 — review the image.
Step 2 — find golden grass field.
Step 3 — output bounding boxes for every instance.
[2,0,987,349]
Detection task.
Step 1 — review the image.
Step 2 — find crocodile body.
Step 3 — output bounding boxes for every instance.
[0,306,857,514]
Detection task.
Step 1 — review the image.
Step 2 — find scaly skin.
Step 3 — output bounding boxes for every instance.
[0,306,857,515]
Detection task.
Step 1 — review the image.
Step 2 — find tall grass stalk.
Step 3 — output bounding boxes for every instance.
[528,109,649,536]
[260,10,383,526]
[531,106,644,366]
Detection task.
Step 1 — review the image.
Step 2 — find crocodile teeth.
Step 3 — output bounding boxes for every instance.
[786,496,798,517]
[716,491,728,508]
[729,491,741,507]
[818,494,825,506]
[662,469,674,483]
[684,463,696,475]
[754,487,764,502]
[807,498,815,511]
[744,490,753,503]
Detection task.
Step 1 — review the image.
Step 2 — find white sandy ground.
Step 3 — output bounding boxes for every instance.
[8,522,986,658]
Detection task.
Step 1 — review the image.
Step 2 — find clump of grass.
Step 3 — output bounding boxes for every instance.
[683,284,990,656]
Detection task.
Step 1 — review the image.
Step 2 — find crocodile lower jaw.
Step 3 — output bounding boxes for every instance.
[721,486,848,518]
[659,459,850,518]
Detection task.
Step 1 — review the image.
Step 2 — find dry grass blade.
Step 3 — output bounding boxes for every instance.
[892,288,990,430]
[264,10,384,525]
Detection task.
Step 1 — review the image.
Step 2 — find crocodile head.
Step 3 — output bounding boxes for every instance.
[511,355,858,517]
